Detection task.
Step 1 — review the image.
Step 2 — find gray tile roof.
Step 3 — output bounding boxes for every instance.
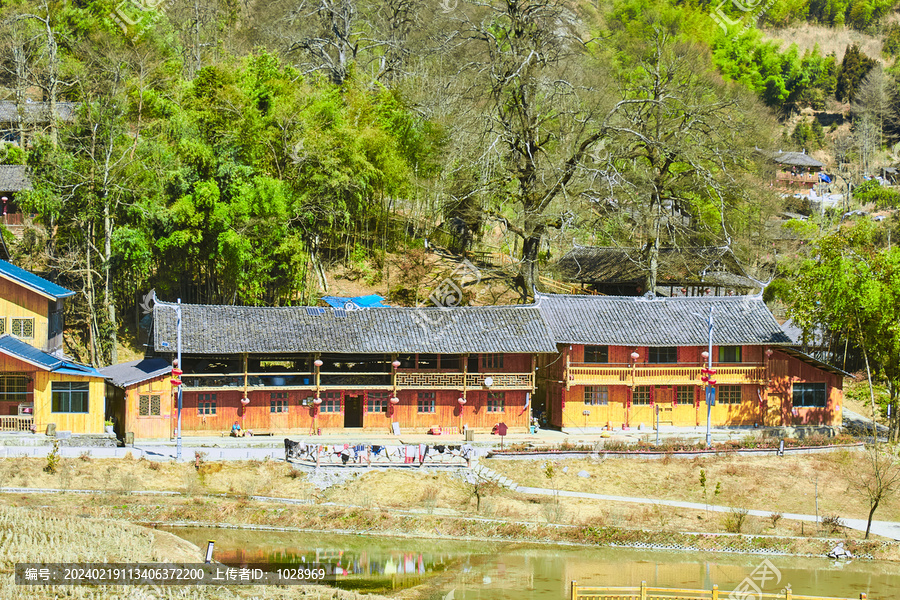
[0,165,31,192]
[767,150,824,169]
[535,293,792,346]
[0,101,80,124]
[554,246,757,288]
[100,357,171,388]
[152,302,558,355]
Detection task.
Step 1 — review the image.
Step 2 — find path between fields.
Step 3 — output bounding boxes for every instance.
[473,464,900,541]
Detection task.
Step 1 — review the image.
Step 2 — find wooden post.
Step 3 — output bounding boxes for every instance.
[712,584,718,600]
[640,581,647,600]
[785,585,792,600]
[569,580,577,600]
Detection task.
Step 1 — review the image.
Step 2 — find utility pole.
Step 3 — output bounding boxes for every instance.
[176,299,183,461]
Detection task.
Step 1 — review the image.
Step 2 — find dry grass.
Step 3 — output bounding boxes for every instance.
[487,451,900,523]
[762,23,884,64]
[0,456,315,500]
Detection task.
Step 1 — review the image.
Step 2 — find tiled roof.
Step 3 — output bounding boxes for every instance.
[554,246,756,288]
[100,357,171,388]
[0,165,32,192]
[768,150,824,168]
[535,293,792,346]
[0,260,74,300]
[0,101,80,123]
[152,302,558,355]
[0,334,102,376]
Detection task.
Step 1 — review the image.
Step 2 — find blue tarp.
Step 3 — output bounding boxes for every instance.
[819,173,832,183]
[321,295,386,309]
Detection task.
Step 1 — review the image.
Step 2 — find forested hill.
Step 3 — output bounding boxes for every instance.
[0,0,898,367]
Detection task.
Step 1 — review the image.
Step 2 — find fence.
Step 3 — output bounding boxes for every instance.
[570,582,869,600]
[0,415,33,432]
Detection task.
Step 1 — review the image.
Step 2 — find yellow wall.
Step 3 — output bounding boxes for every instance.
[0,354,105,434]
[0,277,51,350]
[123,376,174,439]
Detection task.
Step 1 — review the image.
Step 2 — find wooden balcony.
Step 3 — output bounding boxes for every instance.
[567,363,766,387]
[182,371,534,391]
[0,415,32,432]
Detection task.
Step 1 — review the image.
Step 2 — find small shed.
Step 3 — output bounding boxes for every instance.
[101,357,172,440]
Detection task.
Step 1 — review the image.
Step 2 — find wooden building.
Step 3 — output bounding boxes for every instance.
[535,293,844,431]
[553,246,758,297]
[766,150,825,192]
[146,301,556,437]
[0,260,106,434]
[100,358,172,439]
[0,165,32,239]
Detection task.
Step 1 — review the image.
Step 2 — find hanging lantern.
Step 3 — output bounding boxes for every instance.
[391,360,401,369]
[390,396,400,404]
[701,351,709,359]
[708,369,717,375]
[766,349,774,357]
[313,397,323,405]
[240,397,250,405]
[314,359,324,368]
[701,376,709,383]
[630,352,640,360]
[708,379,717,386]
[458,397,466,405]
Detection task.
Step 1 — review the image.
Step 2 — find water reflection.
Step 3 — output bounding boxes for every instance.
[160,527,898,599]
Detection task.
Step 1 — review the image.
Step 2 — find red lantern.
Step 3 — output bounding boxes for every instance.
[314,359,323,368]
[171,368,183,378]
[630,352,640,361]
[392,360,401,369]
[708,379,717,386]
[170,378,182,386]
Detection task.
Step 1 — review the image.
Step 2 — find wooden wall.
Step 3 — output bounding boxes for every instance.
[766,350,842,427]
[0,354,105,434]
[117,375,175,439]
[0,278,51,350]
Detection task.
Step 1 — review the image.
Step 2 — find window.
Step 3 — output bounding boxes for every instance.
[793,383,827,407]
[676,386,693,405]
[719,385,742,404]
[49,301,63,337]
[11,317,34,339]
[417,354,439,369]
[632,386,651,405]
[0,374,28,404]
[440,355,461,370]
[718,346,742,363]
[0,317,6,335]
[321,391,342,413]
[198,393,216,415]
[648,347,677,363]
[481,354,504,369]
[367,391,389,413]
[584,386,609,405]
[417,392,435,413]
[139,394,161,416]
[487,392,505,412]
[584,346,609,363]
[51,382,89,413]
[270,392,288,413]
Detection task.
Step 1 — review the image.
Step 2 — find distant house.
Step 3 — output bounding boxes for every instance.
[535,293,846,432]
[0,260,105,434]
[100,358,172,440]
[0,165,32,232]
[0,101,80,145]
[766,150,825,191]
[553,246,758,297]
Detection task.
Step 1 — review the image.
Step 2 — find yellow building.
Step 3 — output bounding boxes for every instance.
[0,260,105,434]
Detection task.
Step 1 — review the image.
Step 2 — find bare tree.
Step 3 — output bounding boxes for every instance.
[849,444,900,539]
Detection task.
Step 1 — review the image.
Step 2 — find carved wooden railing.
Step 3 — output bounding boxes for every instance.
[396,372,533,389]
[567,364,766,387]
[0,415,32,432]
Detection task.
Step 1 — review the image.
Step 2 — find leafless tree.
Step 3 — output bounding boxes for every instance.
[849,444,900,539]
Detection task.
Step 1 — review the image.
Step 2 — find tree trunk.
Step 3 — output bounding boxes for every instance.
[865,499,879,539]
[12,43,27,146]
[517,234,541,302]
[104,201,117,365]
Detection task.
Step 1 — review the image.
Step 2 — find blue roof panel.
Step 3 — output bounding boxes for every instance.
[321,295,386,308]
[0,335,61,369]
[0,260,74,299]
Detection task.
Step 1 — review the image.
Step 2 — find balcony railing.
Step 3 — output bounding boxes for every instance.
[0,415,33,432]
[180,371,532,390]
[396,372,533,389]
[567,364,766,387]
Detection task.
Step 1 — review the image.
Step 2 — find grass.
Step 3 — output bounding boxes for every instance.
[486,450,900,523]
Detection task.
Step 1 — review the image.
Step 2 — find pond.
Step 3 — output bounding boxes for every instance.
[161,527,899,599]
